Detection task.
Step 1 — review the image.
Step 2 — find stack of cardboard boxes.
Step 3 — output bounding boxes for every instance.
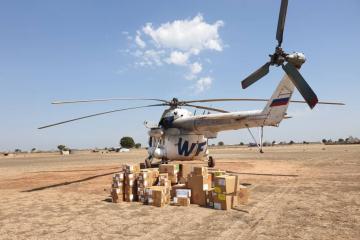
[110,163,249,210]
[159,164,179,184]
[212,175,238,210]
[173,188,191,206]
[137,168,159,203]
[186,166,212,206]
[111,172,124,203]
[123,164,140,202]
[144,173,171,207]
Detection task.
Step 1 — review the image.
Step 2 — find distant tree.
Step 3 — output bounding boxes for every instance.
[272,141,276,146]
[135,143,142,149]
[289,140,295,145]
[218,141,224,146]
[57,145,66,151]
[303,141,309,144]
[14,149,21,153]
[31,148,36,153]
[120,137,135,148]
[239,142,244,146]
[338,138,345,143]
[322,139,327,144]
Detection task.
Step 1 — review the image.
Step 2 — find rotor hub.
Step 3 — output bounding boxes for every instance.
[286,52,306,68]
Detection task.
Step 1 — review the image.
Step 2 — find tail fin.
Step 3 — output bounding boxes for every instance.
[262,74,295,126]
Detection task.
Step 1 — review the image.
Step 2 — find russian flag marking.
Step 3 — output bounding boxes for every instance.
[270,97,290,107]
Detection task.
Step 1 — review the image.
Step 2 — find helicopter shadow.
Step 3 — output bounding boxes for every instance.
[22,171,118,193]
[226,170,298,177]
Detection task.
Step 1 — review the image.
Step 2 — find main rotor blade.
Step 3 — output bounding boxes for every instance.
[52,98,169,105]
[282,63,318,109]
[38,104,166,129]
[276,0,288,47]
[182,98,344,105]
[184,104,229,113]
[241,62,271,89]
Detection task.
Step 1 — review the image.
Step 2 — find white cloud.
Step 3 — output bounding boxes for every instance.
[126,14,224,93]
[142,14,223,52]
[134,49,164,66]
[190,62,202,74]
[135,34,146,48]
[166,51,189,66]
[195,77,212,93]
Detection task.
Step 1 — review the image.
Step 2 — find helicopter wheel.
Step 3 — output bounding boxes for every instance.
[145,157,152,168]
[208,156,215,168]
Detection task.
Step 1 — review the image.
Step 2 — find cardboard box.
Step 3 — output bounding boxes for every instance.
[111,188,123,203]
[159,164,179,175]
[179,164,193,184]
[187,174,212,206]
[214,175,236,194]
[146,186,169,207]
[170,184,186,198]
[176,189,191,198]
[173,197,190,207]
[208,170,226,187]
[236,185,249,205]
[123,164,140,173]
[193,166,208,176]
[206,188,215,208]
[159,164,179,184]
[113,172,124,181]
[213,193,236,210]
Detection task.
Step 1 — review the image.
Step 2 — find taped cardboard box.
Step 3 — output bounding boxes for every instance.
[170,184,186,198]
[187,174,212,206]
[193,166,208,176]
[208,170,226,187]
[179,164,193,184]
[111,188,123,203]
[113,172,124,181]
[206,188,215,208]
[213,193,237,210]
[123,164,140,173]
[236,185,250,205]
[159,164,179,175]
[159,164,179,184]
[111,172,125,203]
[214,175,236,194]
[173,197,190,207]
[146,186,169,207]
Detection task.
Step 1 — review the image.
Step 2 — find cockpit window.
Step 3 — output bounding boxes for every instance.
[159,116,174,129]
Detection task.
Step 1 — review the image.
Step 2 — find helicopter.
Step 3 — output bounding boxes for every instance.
[39,0,343,168]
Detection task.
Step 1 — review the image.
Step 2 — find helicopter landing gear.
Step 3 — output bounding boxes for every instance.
[145,157,152,168]
[208,156,215,168]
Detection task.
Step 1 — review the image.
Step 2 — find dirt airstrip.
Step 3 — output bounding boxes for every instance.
[0,144,359,240]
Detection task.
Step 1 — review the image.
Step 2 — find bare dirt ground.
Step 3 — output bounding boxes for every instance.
[0,144,359,240]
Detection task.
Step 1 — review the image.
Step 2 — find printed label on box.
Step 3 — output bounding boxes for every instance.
[214,203,221,210]
[214,187,221,193]
[218,193,226,201]
[176,189,191,198]
[218,179,225,186]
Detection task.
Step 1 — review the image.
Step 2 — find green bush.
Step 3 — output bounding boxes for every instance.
[120,137,135,148]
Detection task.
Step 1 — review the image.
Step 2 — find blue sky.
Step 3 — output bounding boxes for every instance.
[0,0,359,151]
